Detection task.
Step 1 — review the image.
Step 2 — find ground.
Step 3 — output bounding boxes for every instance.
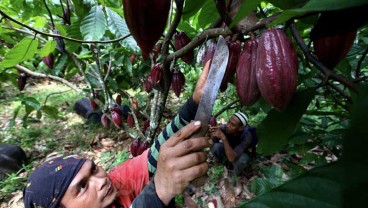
[0,79,318,208]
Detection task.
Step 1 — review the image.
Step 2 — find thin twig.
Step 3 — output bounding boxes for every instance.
[15,64,86,95]
[43,0,55,29]
[214,99,240,117]
[290,22,358,93]
[0,10,131,44]
[44,89,72,105]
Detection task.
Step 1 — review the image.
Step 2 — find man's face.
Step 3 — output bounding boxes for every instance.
[225,115,244,134]
[60,159,118,208]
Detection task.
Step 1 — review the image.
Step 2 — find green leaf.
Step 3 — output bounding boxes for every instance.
[342,85,368,207]
[36,110,42,119]
[271,0,368,26]
[240,162,343,208]
[0,38,39,68]
[41,105,59,119]
[80,5,107,41]
[257,88,315,154]
[105,7,137,49]
[66,19,83,52]
[269,0,308,10]
[230,0,261,28]
[40,40,56,57]
[22,97,41,111]
[196,0,220,29]
[182,0,206,20]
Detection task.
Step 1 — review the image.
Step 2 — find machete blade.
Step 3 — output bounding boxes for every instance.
[193,35,229,137]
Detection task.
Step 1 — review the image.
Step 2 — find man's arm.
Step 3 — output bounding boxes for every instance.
[213,129,238,162]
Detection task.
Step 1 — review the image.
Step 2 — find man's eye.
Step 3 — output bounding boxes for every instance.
[79,182,87,193]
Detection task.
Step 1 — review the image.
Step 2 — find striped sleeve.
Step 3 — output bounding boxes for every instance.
[147,97,198,176]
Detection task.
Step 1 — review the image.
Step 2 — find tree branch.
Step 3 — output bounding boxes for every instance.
[214,99,240,117]
[290,22,358,93]
[0,10,131,44]
[166,13,280,62]
[14,64,86,95]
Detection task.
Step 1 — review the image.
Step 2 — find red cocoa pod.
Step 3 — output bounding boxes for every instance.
[174,31,194,64]
[101,114,110,127]
[209,116,217,127]
[127,114,134,128]
[116,94,122,106]
[312,31,356,69]
[236,39,260,106]
[130,139,141,157]
[220,40,241,92]
[144,74,153,93]
[137,140,149,156]
[111,106,123,116]
[62,7,71,25]
[17,72,27,91]
[123,0,170,60]
[89,98,98,110]
[149,63,163,89]
[256,29,298,111]
[130,54,136,64]
[42,54,54,69]
[203,41,217,68]
[152,43,162,62]
[171,69,186,97]
[111,110,122,128]
[142,120,150,135]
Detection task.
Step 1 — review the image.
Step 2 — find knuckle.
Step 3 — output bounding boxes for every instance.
[183,139,193,149]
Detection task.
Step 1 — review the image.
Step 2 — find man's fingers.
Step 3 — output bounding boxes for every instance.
[166,151,207,170]
[168,137,210,157]
[179,162,209,183]
[165,121,202,147]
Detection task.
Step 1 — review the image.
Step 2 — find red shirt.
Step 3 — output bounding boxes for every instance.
[108,149,150,207]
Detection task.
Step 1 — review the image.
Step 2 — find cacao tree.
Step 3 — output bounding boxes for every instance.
[1,0,368,206]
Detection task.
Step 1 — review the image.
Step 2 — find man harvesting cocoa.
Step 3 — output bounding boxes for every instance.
[23,63,211,208]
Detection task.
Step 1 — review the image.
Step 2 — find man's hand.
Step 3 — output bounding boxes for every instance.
[154,121,211,205]
[193,60,211,104]
[209,126,226,141]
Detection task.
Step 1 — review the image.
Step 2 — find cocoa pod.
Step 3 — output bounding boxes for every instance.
[17,73,27,91]
[111,110,122,128]
[149,63,163,89]
[144,74,153,93]
[142,120,150,135]
[111,106,123,116]
[123,0,170,59]
[236,39,260,106]
[130,139,141,157]
[42,54,54,69]
[89,98,98,110]
[313,31,356,69]
[203,41,217,68]
[101,114,110,127]
[152,43,162,62]
[220,40,241,92]
[256,29,298,111]
[210,116,217,127]
[130,54,136,64]
[132,99,139,111]
[137,140,149,156]
[174,31,194,64]
[116,94,122,106]
[127,114,134,128]
[62,7,71,25]
[171,69,186,97]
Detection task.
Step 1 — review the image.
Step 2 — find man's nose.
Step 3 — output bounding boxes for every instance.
[91,175,108,190]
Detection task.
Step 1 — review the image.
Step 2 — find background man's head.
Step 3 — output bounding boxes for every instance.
[225,112,248,134]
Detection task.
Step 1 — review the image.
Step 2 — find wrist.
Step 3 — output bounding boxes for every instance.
[154,175,173,206]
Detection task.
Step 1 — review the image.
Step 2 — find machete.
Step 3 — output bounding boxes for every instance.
[192,35,229,137]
